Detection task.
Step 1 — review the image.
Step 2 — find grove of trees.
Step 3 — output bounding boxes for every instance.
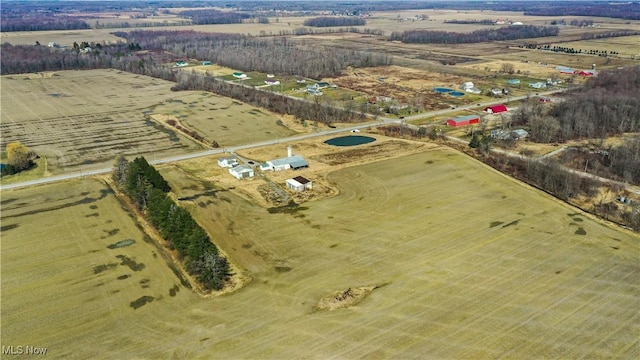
[1,141,36,176]
[390,25,559,44]
[303,17,366,27]
[113,156,231,291]
[178,9,252,24]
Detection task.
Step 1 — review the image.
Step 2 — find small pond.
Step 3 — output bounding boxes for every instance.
[434,87,454,93]
[450,91,465,97]
[324,135,376,147]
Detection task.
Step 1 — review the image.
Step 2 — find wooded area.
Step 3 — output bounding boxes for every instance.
[303,17,366,27]
[112,156,231,291]
[390,25,559,44]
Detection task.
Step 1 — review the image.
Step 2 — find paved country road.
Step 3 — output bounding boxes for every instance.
[0,88,568,191]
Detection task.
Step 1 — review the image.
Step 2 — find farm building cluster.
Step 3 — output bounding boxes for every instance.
[217,146,312,191]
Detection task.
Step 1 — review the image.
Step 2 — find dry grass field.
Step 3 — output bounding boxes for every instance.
[2,145,638,358]
[0,69,202,175]
[148,91,296,148]
[0,69,296,178]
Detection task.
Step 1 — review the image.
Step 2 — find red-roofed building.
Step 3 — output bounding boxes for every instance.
[485,104,508,114]
[446,115,480,127]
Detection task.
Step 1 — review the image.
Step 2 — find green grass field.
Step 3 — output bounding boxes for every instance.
[2,148,637,358]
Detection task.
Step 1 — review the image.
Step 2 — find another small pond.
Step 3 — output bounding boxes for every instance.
[450,91,465,97]
[324,135,376,147]
[434,87,454,93]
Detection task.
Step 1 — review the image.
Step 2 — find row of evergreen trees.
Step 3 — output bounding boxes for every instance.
[113,156,230,291]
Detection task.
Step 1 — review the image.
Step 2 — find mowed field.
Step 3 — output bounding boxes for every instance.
[2,147,638,358]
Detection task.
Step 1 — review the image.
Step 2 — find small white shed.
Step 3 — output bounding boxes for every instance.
[286,176,312,192]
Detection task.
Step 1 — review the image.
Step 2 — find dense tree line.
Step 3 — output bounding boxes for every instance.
[443,19,494,25]
[117,30,391,78]
[509,67,640,144]
[524,3,640,21]
[551,66,640,140]
[179,9,252,25]
[0,14,90,32]
[172,71,366,125]
[531,44,623,56]
[0,42,179,78]
[390,25,559,44]
[303,17,366,27]
[581,31,640,41]
[112,156,231,291]
[272,27,383,37]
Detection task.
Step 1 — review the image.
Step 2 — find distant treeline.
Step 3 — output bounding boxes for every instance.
[0,14,90,32]
[271,27,383,36]
[524,4,640,21]
[1,29,390,79]
[116,30,391,79]
[443,19,495,25]
[172,72,367,126]
[112,156,231,291]
[303,17,366,27]
[581,31,640,41]
[179,9,253,25]
[390,25,559,44]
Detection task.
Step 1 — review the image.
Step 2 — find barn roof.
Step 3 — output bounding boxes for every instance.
[449,115,479,123]
[486,104,508,112]
[293,176,311,184]
[269,155,307,167]
[230,165,253,173]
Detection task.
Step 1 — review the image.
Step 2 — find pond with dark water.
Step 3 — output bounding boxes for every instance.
[324,135,376,147]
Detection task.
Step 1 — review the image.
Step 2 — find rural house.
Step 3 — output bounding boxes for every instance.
[232,72,247,79]
[485,104,508,114]
[490,88,504,96]
[491,129,528,140]
[529,82,546,89]
[286,176,313,192]
[446,115,480,127]
[218,156,239,168]
[508,79,521,85]
[229,165,254,179]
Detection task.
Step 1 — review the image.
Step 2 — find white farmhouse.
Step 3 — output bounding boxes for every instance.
[217,156,238,168]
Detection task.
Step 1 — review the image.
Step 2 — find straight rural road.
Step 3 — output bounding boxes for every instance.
[0,88,567,191]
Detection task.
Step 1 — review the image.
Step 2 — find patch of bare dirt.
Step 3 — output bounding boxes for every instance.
[316,286,377,311]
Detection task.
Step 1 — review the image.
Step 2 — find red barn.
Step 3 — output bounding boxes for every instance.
[447,115,480,127]
[485,104,508,114]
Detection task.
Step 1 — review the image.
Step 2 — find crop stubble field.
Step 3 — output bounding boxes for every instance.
[0,69,294,177]
[2,147,638,358]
